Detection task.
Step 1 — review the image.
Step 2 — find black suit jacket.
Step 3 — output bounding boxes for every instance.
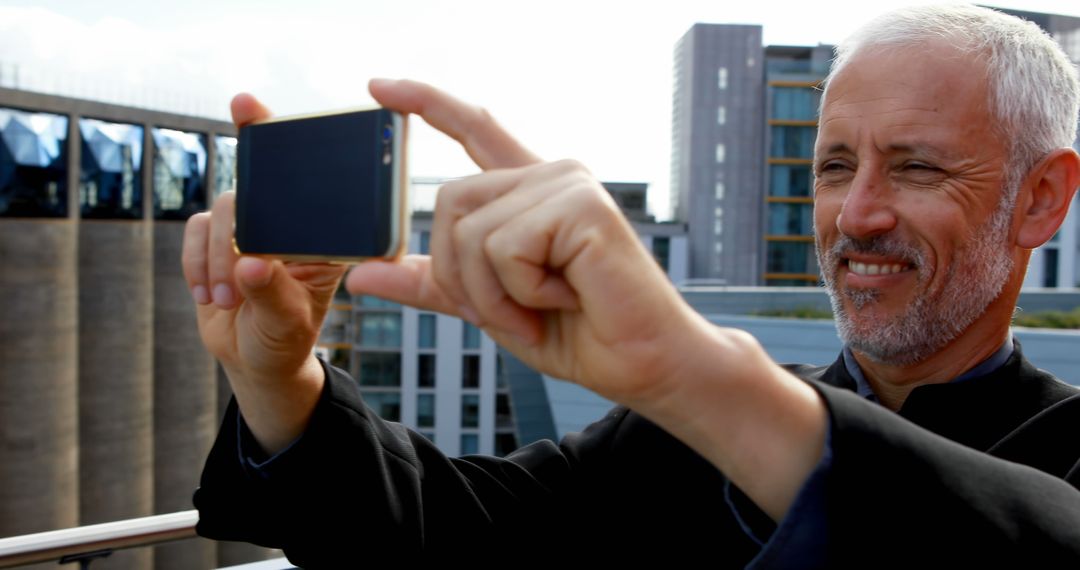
[195,341,1080,567]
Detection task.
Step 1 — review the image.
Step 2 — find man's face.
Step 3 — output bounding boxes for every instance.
[813,43,1017,365]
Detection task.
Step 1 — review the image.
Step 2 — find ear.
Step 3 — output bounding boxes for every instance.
[1016,148,1080,249]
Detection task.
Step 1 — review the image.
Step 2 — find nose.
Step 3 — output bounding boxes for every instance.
[835,167,897,239]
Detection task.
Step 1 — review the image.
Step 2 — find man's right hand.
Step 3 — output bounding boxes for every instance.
[181,94,346,455]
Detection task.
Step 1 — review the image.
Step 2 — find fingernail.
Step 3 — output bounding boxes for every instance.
[459,305,480,325]
[192,285,210,305]
[213,283,235,308]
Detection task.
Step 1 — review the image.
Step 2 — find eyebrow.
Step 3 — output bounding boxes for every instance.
[816,142,957,160]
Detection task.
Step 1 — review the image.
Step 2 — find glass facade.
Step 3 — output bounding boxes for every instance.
[362,392,401,422]
[152,128,207,220]
[770,87,820,121]
[418,353,435,388]
[768,164,812,197]
[769,126,815,159]
[417,393,435,428]
[463,322,481,350]
[460,433,479,455]
[356,352,401,387]
[652,236,670,272]
[79,118,143,219]
[495,433,517,458]
[418,314,436,348]
[766,241,819,275]
[462,355,480,389]
[214,135,237,198]
[356,313,402,348]
[0,107,68,217]
[461,395,480,428]
[768,203,814,236]
[495,393,512,429]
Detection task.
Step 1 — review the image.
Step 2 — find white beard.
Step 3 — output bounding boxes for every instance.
[818,202,1014,366]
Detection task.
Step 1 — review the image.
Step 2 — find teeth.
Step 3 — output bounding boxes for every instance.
[849,261,908,276]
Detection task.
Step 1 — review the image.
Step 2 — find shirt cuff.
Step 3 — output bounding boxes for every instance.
[236,411,306,480]
[724,423,833,568]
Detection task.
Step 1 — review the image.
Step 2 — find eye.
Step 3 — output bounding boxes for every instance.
[903,162,941,172]
[816,160,849,174]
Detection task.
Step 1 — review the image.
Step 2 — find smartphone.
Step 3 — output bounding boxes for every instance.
[234,107,408,262]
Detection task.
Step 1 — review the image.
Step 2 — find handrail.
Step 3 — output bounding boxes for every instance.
[0,510,198,568]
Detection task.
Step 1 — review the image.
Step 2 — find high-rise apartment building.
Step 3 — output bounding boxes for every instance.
[670,24,831,286]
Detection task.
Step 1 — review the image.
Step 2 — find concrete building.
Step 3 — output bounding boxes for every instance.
[0,87,276,569]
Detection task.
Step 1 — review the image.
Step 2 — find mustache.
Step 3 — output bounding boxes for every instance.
[825,235,925,268]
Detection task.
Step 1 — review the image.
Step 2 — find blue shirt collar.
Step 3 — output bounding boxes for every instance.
[842,331,1015,403]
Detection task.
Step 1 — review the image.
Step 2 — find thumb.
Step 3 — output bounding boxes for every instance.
[235,256,278,294]
[233,256,320,345]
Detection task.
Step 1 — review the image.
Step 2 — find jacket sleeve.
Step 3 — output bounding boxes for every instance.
[193,360,626,565]
[810,380,1080,567]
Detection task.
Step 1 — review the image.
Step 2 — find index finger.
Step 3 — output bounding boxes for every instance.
[368,79,540,171]
[230,93,273,128]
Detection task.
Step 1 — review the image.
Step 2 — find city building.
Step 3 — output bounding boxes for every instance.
[0,86,268,570]
[670,23,831,286]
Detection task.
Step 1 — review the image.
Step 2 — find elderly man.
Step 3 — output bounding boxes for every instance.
[187,4,1080,566]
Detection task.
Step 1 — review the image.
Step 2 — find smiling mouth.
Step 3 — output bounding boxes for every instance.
[845,260,912,276]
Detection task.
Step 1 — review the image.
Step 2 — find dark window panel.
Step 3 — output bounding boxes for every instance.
[79,118,144,219]
[152,128,207,220]
[0,107,69,218]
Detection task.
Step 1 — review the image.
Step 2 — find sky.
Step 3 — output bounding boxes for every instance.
[1,0,1078,219]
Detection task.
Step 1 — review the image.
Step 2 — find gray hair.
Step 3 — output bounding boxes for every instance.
[823,3,1080,204]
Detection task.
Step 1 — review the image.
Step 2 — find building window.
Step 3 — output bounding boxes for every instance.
[496,353,507,388]
[766,241,819,275]
[462,395,480,428]
[417,393,435,428]
[651,236,670,272]
[418,313,437,348]
[320,305,350,344]
[356,352,401,387]
[419,230,431,254]
[770,87,820,121]
[715,144,726,164]
[79,118,144,219]
[718,67,728,89]
[768,203,814,236]
[495,393,513,429]
[769,164,813,197]
[356,313,402,348]
[214,135,237,198]
[0,107,69,218]
[1044,248,1059,288]
[495,433,518,458]
[418,353,436,388]
[359,296,399,309]
[462,355,480,389]
[328,347,350,372]
[463,321,481,350]
[362,391,401,422]
[717,105,727,125]
[460,433,479,455]
[152,127,207,220]
[769,126,815,159]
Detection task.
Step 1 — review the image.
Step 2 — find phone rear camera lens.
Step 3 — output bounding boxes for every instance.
[383,125,393,141]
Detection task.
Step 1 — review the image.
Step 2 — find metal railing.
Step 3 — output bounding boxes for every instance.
[0,510,197,568]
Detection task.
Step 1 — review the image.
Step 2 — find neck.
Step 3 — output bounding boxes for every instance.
[853,287,1019,411]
